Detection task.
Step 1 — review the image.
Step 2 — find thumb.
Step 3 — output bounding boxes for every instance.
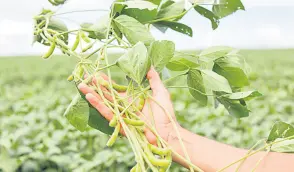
[147,67,166,96]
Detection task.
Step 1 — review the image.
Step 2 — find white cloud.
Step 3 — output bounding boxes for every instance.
[0,20,32,36]
[0,0,294,56]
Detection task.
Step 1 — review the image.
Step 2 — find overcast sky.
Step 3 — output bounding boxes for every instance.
[0,0,294,56]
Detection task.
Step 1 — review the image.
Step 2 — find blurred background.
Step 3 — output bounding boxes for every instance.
[0,0,294,171]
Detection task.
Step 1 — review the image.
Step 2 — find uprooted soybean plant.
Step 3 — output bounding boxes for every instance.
[33,0,294,171]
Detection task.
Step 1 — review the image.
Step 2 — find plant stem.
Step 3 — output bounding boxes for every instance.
[217,135,294,172]
[147,95,195,172]
[132,107,203,171]
[235,139,266,172]
[84,37,115,59]
[96,63,117,71]
[53,9,109,16]
[251,148,270,172]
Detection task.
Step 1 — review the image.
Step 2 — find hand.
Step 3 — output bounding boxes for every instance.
[78,67,178,145]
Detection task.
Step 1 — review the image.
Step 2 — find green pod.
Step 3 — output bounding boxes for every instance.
[113,83,128,92]
[109,116,117,127]
[106,123,120,147]
[82,42,94,52]
[130,164,139,172]
[123,118,144,126]
[136,94,145,111]
[80,31,91,43]
[148,144,171,156]
[97,77,127,92]
[71,32,80,51]
[67,74,74,82]
[145,150,171,167]
[42,42,56,59]
[74,65,84,81]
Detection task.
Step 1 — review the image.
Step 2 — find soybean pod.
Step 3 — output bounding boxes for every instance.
[148,144,171,156]
[82,42,94,52]
[106,123,120,147]
[109,116,117,127]
[42,42,56,59]
[113,82,128,92]
[71,32,80,51]
[123,118,144,126]
[130,164,141,172]
[159,152,172,172]
[80,31,91,43]
[97,77,127,92]
[137,94,145,111]
[145,149,171,167]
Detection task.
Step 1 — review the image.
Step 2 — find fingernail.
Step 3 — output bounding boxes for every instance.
[78,83,86,89]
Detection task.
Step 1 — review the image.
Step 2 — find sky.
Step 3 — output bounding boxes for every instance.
[0,0,294,56]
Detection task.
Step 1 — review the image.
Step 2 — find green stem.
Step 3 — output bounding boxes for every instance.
[84,37,115,59]
[132,107,203,171]
[96,63,117,71]
[217,135,294,172]
[235,139,266,172]
[53,9,109,16]
[147,95,196,172]
[251,148,270,172]
[163,72,187,84]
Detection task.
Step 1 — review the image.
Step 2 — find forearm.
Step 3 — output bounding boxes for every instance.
[168,127,294,172]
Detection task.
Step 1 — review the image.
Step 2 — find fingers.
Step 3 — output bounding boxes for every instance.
[147,67,169,98]
[79,83,114,121]
[145,129,157,145]
[78,83,100,99]
[85,93,114,121]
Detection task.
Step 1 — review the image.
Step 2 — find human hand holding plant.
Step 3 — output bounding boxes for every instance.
[34,0,294,171]
[78,67,177,145]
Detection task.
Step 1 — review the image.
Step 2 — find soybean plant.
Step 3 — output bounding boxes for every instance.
[33,0,285,171]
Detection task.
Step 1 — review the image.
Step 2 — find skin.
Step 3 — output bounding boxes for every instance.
[78,67,294,172]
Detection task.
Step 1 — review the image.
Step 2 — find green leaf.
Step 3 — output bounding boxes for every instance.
[187,69,207,106]
[222,91,262,101]
[200,70,232,93]
[149,40,175,72]
[80,15,109,40]
[113,0,125,14]
[154,21,193,37]
[114,15,155,45]
[216,96,250,118]
[213,60,249,87]
[157,0,185,20]
[267,121,294,143]
[166,52,199,71]
[116,42,151,84]
[194,5,219,30]
[212,0,245,18]
[120,1,158,23]
[147,0,162,5]
[199,46,233,62]
[78,90,114,135]
[270,139,294,153]
[64,94,89,132]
